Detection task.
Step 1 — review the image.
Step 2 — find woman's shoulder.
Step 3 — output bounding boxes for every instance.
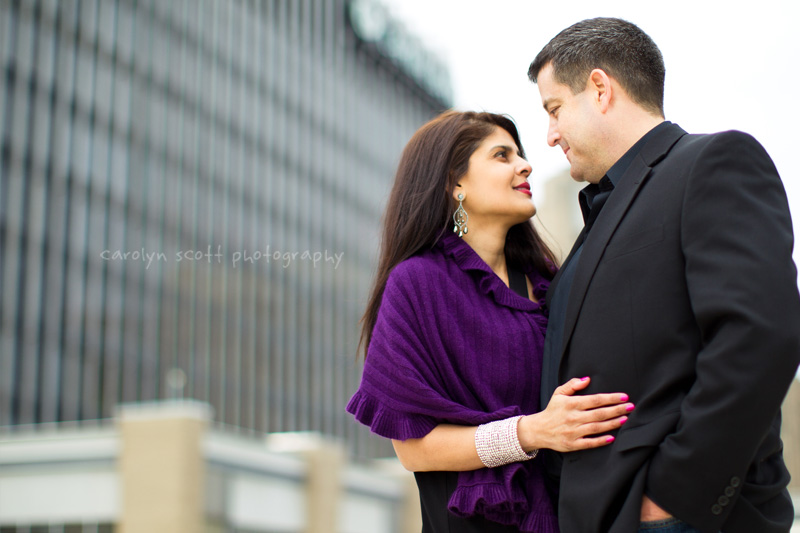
[390,246,451,279]
[385,246,454,298]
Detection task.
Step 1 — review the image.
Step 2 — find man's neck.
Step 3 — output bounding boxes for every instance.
[608,112,664,167]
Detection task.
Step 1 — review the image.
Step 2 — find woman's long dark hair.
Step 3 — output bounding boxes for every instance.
[360,110,557,357]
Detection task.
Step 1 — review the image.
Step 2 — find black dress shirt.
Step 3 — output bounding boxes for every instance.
[540,121,670,408]
[538,121,670,493]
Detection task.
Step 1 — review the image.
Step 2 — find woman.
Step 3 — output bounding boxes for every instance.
[346,111,632,532]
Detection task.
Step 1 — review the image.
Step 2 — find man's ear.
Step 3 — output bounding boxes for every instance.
[588,68,613,113]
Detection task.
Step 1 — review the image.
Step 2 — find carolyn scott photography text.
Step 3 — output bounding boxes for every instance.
[100,245,345,270]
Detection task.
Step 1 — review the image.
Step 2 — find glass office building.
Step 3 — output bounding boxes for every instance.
[0,0,450,464]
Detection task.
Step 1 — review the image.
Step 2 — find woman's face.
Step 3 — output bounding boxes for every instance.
[454,127,535,231]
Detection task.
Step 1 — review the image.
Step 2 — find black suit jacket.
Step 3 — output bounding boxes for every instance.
[544,123,800,533]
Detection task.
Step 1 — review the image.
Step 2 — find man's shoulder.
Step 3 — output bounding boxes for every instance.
[676,129,763,152]
[660,129,771,169]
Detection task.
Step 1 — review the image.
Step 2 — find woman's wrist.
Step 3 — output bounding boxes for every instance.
[517,413,542,453]
[475,415,538,468]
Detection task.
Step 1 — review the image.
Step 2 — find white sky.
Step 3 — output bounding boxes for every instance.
[382,0,800,272]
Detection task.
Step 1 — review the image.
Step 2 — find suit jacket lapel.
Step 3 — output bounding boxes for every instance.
[556,124,688,365]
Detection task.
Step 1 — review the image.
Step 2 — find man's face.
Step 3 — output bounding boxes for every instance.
[537,63,607,184]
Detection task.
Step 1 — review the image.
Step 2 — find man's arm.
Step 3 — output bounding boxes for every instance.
[644,131,800,532]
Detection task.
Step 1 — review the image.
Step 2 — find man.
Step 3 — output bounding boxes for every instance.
[529,18,800,533]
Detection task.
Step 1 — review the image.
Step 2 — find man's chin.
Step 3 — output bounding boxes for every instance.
[570,169,604,184]
[569,169,588,183]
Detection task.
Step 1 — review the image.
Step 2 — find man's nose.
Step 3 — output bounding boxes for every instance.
[547,122,560,148]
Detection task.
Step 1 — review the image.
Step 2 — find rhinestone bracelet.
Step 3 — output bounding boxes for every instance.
[475,415,539,468]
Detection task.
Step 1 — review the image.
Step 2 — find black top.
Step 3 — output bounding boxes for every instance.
[414,471,525,532]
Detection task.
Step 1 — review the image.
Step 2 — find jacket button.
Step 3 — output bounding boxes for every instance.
[711,504,723,515]
[718,495,729,506]
[724,486,736,498]
[730,476,741,488]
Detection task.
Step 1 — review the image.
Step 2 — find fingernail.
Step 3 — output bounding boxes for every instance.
[581,376,590,381]
[619,394,629,402]
[606,436,615,443]
[619,416,628,425]
[625,403,635,412]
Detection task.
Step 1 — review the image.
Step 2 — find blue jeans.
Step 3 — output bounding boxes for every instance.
[637,517,702,532]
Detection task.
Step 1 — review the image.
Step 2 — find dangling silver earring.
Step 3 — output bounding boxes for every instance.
[453,193,468,237]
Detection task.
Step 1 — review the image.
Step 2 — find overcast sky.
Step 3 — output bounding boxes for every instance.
[382,0,800,270]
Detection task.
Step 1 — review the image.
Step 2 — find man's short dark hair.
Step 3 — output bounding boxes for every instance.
[528,18,665,116]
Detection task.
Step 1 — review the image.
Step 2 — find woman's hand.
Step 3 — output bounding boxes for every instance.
[518,377,632,453]
[392,377,631,472]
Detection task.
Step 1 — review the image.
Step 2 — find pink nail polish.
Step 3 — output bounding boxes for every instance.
[620,394,629,402]
[606,436,615,443]
[626,404,635,412]
[619,417,628,425]
[581,376,590,381]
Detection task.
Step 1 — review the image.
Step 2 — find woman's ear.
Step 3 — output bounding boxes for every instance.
[452,183,464,202]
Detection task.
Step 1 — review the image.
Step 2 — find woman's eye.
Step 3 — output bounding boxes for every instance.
[495,150,507,159]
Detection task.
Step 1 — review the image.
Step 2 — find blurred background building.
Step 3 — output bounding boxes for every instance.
[0,0,449,530]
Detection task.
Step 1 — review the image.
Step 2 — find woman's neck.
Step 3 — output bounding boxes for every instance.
[461,225,510,285]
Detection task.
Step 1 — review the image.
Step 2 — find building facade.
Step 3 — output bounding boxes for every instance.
[0,0,451,530]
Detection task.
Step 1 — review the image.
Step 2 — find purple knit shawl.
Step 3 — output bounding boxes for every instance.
[347,234,558,532]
